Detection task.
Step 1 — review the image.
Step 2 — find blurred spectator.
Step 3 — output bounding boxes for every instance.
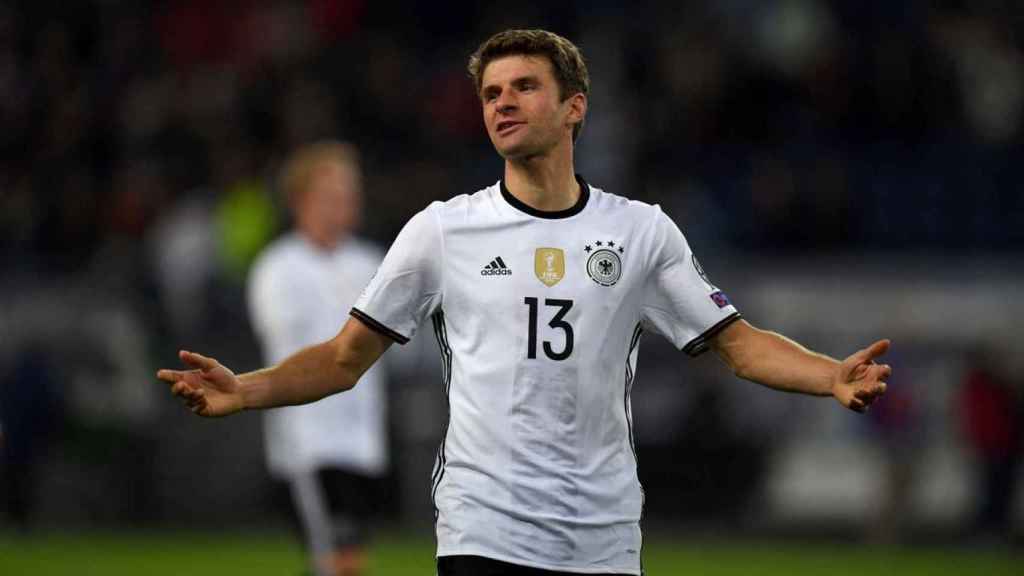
[865,351,922,544]
[957,348,1022,543]
[148,188,220,339]
[248,141,389,576]
[3,0,1024,269]
[0,346,63,531]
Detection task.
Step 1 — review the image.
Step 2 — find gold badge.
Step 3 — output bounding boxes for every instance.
[534,248,565,287]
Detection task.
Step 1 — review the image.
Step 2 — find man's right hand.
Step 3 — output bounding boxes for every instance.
[157,350,245,417]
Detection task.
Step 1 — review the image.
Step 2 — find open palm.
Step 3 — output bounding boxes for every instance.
[833,339,891,413]
[157,350,244,417]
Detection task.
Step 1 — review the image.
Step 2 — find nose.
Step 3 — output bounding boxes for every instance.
[495,90,517,114]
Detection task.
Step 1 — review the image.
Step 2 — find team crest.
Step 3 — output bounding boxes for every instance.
[534,248,565,287]
[584,240,625,287]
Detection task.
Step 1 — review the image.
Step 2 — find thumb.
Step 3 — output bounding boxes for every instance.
[848,339,891,366]
[180,350,219,371]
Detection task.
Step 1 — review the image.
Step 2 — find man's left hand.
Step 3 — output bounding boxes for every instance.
[833,339,891,413]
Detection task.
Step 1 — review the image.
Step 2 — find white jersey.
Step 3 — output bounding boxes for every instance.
[352,178,739,574]
[249,233,388,478]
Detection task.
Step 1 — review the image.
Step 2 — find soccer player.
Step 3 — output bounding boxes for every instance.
[158,29,891,576]
[247,142,388,576]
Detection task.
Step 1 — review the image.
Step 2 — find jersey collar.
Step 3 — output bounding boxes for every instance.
[500,174,591,219]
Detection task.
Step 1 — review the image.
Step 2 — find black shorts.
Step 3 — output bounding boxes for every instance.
[279,467,382,550]
[437,555,634,576]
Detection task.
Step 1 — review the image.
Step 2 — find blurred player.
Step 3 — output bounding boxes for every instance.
[247,141,387,576]
[160,30,890,575]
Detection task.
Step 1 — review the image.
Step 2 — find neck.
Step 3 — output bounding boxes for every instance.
[301,229,345,251]
[503,140,579,212]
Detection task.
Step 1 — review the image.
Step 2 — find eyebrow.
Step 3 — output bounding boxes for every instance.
[481,74,542,97]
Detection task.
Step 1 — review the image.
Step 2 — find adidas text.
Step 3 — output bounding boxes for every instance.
[481,257,511,276]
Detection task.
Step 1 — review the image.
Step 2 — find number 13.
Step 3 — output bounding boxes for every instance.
[524,297,574,361]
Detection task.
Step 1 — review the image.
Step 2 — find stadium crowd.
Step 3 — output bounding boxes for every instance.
[2,1,1023,278]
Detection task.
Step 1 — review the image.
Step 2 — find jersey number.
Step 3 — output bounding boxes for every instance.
[524,297,574,361]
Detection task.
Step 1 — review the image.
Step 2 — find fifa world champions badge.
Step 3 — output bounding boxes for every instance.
[534,247,566,287]
[584,240,624,286]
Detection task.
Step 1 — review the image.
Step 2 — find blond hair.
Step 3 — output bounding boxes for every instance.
[279,140,361,209]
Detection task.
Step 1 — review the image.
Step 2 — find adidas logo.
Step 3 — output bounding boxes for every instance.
[481,257,512,276]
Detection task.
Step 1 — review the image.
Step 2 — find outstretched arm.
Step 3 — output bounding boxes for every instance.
[157,317,393,417]
[709,320,890,413]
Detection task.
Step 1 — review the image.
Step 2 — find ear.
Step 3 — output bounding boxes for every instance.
[565,92,587,129]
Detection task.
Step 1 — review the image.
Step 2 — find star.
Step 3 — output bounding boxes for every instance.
[585,245,592,252]
[618,246,624,253]
[596,241,603,246]
[608,240,615,247]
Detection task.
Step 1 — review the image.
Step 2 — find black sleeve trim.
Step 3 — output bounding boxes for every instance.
[682,312,742,357]
[350,307,411,345]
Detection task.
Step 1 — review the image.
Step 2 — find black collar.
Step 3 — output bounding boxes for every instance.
[500,174,590,219]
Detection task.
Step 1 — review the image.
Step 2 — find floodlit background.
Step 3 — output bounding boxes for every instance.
[1,0,1022,573]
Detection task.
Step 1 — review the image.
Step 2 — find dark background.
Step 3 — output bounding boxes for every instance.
[1,0,1021,546]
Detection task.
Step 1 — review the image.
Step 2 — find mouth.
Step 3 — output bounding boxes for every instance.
[496,120,524,135]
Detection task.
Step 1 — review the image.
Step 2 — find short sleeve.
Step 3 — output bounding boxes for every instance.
[351,204,444,344]
[641,208,741,356]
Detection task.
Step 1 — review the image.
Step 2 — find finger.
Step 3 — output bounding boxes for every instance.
[855,390,882,405]
[854,381,887,400]
[187,396,205,410]
[850,364,874,382]
[157,369,190,382]
[171,381,193,397]
[849,339,891,366]
[865,364,890,385]
[194,393,209,415]
[182,386,203,400]
[180,350,218,371]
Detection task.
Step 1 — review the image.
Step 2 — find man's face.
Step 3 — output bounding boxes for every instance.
[296,160,361,246]
[479,55,582,160]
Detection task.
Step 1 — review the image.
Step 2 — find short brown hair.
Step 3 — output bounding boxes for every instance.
[279,140,360,209]
[468,29,590,142]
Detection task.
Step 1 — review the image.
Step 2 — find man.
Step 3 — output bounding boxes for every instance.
[247,141,387,576]
[159,30,890,576]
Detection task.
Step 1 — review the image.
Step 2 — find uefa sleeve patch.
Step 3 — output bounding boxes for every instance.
[710,291,731,308]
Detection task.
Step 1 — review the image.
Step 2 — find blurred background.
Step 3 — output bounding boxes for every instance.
[1,0,1022,573]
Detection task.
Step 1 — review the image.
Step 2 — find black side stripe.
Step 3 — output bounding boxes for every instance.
[682,312,742,357]
[350,307,410,345]
[624,321,646,575]
[624,322,643,464]
[430,310,452,517]
[495,256,507,268]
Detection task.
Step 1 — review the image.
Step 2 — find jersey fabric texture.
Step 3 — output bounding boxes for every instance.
[352,177,740,575]
[249,233,388,478]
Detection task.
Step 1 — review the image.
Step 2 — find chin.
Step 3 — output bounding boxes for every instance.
[494,139,545,161]
[496,146,524,160]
